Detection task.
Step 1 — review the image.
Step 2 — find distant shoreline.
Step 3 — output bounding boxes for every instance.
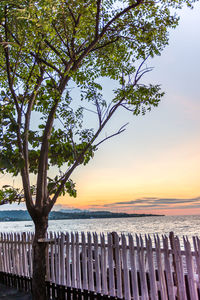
[0,210,164,222]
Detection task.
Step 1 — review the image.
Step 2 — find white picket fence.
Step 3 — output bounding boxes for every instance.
[0,231,200,299]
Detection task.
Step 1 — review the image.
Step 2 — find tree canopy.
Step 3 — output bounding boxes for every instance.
[0,0,194,214]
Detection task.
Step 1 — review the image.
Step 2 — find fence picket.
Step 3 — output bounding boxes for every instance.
[14,233,20,275]
[18,233,23,276]
[50,232,55,283]
[0,234,3,272]
[54,232,60,284]
[75,232,82,289]
[113,232,122,299]
[65,232,71,287]
[108,232,115,297]
[193,236,200,286]
[128,234,139,300]
[45,232,50,282]
[170,232,187,300]
[100,233,108,295]
[154,235,168,300]
[183,236,198,300]
[4,233,8,273]
[81,232,88,290]
[93,232,101,293]
[87,232,94,291]
[162,235,176,300]
[145,235,158,300]
[71,232,76,288]
[6,233,11,273]
[122,234,131,300]
[136,234,149,300]
[60,233,66,286]
[2,233,6,273]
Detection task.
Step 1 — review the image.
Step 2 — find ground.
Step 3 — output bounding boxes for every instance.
[0,284,32,299]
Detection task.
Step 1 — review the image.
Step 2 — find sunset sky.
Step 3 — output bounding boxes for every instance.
[1,3,200,215]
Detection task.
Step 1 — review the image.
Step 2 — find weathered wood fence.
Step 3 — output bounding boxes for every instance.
[0,231,200,300]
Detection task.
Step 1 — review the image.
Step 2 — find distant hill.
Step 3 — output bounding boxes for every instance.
[0,210,164,222]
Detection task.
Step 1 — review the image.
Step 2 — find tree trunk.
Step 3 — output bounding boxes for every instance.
[32,216,48,300]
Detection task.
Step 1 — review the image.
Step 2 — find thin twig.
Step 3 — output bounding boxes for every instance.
[95,123,129,147]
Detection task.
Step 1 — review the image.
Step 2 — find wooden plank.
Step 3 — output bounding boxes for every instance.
[169,232,187,300]
[108,232,115,297]
[93,232,101,293]
[183,236,198,300]
[18,233,23,276]
[136,234,149,300]
[112,232,122,299]
[2,233,6,273]
[60,232,66,286]
[81,232,88,290]
[100,233,108,295]
[6,233,11,273]
[45,232,50,282]
[14,233,19,275]
[27,232,33,277]
[8,233,13,274]
[154,235,168,300]
[121,234,131,300]
[71,232,76,288]
[22,232,28,276]
[65,232,71,287]
[10,233,14,273]
[50,232,55,283]
[7,233,12,273]
[75,232,82,289]
[4,233,8,273]
[162,235,176,300]
[88,232,94,291]
[57,233,61,284]
[54,232,60,284]
[10,233,14,274]
[0,233,3,272]
[175,235,187,300]
[2,233,6,272]
[128,234,139,300]
[145,235,158,300]
[193,236,200,285]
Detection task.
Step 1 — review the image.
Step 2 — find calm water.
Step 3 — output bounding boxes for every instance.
[0,215,200,239]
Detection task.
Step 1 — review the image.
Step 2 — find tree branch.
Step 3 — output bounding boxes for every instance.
[36,76,65,209]
[11,46,23,85]
[134,54,152,83]
[44,39,68,66]
[95,0,101,37]
[95,123,128,148]
[100,0,144,37]
[23,69,44,179]
[30,51,63,76]
[52,22,72,58]
[90,37,120,52]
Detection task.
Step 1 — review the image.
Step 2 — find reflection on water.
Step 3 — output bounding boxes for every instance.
[0,215,200,240]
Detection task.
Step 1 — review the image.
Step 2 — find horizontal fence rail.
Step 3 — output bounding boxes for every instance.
[0,231,200,300]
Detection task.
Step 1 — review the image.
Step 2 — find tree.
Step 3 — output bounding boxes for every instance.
[0,0,193,299]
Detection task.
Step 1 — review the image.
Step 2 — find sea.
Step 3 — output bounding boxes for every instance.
[0,215,200,240]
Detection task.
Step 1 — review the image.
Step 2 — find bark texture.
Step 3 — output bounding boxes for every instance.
[32,215,48,300]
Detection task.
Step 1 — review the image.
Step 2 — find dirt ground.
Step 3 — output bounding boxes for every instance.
[0,284,32,299]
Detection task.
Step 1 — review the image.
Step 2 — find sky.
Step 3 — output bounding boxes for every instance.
[1,3,200,215]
